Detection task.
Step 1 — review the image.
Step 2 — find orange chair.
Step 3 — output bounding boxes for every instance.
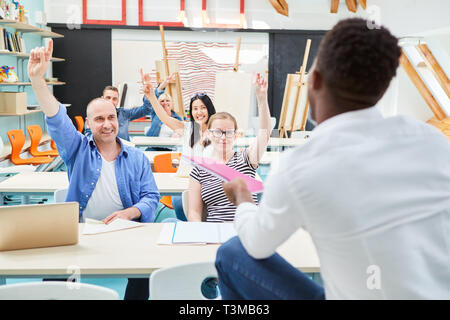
[50,140,57,150]
[153,153,182,210]
[74,116,84,133]
[7,129,53,165]
[27,125,59,157]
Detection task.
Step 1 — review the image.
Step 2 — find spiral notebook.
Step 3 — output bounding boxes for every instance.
[181,155,264,193]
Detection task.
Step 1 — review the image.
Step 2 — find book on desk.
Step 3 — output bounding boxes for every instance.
[157,222,236,245]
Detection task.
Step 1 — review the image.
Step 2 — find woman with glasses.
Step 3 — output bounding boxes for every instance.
[188,73,272,222]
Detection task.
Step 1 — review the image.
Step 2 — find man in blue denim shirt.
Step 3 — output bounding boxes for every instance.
[28,40,159,300]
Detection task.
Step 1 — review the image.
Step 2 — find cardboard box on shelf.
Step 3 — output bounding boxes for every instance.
[0,92,27,114]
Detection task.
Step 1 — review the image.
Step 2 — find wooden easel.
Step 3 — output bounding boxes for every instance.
[156,25,185,118]
[278,39,312,138]
[233,37,241,72]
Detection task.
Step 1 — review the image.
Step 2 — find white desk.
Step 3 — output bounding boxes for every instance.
[131,136,182,149]
[236,137,308,148]
[144,151,280,166]
[0,172,189,204]
[0,223,319,283]
[132,136,308,150]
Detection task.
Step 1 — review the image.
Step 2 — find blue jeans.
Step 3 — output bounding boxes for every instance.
[215,236,325,300]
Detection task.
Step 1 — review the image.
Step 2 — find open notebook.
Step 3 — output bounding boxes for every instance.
[157,222,236,245]
[82,218,144,235]
[181,155,264,193]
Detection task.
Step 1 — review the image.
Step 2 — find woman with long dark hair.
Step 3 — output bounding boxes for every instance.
[140,70,217,221]
[141,70,216,157]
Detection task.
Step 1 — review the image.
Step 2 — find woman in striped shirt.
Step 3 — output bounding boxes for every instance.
[188,73,273,222]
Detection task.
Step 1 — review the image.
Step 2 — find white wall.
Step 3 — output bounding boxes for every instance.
[43,0,450,123]
[44,0,450,36]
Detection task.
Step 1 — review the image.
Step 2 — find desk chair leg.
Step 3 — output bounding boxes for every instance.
[21,195,30,205]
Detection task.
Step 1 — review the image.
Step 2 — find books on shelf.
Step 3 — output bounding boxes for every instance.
[0,27,26,53]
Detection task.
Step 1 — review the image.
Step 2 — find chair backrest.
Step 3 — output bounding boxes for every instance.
[153,153,181,173]
[181,190,208,222]
[74,116,84,133]
[51,140,57,150]
[0,281,119,300]
[26,125,43,154]
[150,262,220,300]
[7,129,26,160]
[54,188,68,203]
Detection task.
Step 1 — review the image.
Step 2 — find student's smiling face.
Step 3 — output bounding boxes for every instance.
[86,99,119,145]
[208,118,237,153]
[159,98,172,116]
[191,99,209,125]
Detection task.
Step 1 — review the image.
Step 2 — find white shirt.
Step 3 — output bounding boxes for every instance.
[81,156,124,222]
[159,124,175,138]
[182,121,213,158]
[235,107,450,299]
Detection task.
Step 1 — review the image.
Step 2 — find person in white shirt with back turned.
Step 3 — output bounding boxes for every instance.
[216,18,450,300]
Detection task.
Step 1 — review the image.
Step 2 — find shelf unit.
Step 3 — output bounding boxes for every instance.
[0,19,65,94]
[0,19,63,38]
[0,19,65,161]
[0,109,42,116]
[0,50,65,62]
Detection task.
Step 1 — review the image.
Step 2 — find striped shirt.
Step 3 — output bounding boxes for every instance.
[190,150,259,222]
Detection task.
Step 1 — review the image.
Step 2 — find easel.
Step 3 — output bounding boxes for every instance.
[233,37,241,72]
[155,25,185,118]
[278,39,312,138]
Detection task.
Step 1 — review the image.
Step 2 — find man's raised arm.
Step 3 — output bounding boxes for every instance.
[28,39,60,117]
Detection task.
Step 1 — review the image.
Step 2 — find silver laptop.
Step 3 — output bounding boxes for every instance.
[0,202,79,251]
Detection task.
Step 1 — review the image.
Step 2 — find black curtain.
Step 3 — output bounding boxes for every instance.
[52,27,112,122]
[268,31,326,130]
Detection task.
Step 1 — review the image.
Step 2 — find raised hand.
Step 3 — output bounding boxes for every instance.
[139,68,155,99]
[253,72,268,103]
[28,39,53,82]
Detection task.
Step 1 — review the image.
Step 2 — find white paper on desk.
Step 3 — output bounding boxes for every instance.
[174,222,236,244]
[157,223,177,245]
[157,222,237,245]
[82,218,143,235]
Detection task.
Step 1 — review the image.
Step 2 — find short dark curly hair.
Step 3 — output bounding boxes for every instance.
[316,18,401,109]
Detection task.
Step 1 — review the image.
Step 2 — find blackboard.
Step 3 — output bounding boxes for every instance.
[268,31,326,130]
[52,27,112,122]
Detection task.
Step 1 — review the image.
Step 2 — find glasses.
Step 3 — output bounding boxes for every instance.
[209,129,236,138]
[190,92,207,101]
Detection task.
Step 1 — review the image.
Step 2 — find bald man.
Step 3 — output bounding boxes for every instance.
[29,40,160,300]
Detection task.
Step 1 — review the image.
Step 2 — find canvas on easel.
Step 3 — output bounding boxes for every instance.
[213,37,254,132]
[214,72,253,132]
[278,39,312,138]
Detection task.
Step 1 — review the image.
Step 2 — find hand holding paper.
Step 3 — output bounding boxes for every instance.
[223,178,254,206]
[182,155,264,193]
